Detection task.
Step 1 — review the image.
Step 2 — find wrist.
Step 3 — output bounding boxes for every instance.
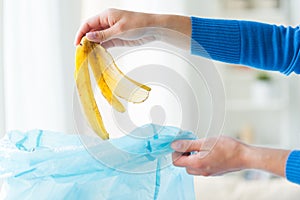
[242,144,291,177]
[153,14,191,37]
[241,144,258,170]
[238,142,252,170]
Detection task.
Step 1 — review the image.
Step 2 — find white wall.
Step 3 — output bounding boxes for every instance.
[2,0,81,134]
[81,0,122,19]
[289,75,300,148]
[118,0,186,14]
[82,0,221,19]
[184,0,221,17]
[81,0,186,18]
[288,0,300,148]
[289,0,300,26]
[0,0,5,137]
[57,0,82,134]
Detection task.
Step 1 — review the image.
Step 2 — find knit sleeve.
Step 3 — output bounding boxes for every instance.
[190,17,300,75]
[286,150,300,184]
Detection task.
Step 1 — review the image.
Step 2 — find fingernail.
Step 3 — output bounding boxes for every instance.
[171,141,182,150]
[86,32,96,39]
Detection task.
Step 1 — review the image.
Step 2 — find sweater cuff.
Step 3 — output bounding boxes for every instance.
[286,150,300,184]
[190,17,241,64]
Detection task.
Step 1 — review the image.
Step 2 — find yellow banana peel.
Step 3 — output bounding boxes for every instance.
[90,44,151,103]
[75,37,151,139]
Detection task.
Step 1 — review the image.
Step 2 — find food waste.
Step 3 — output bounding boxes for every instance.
[75,37,151,139]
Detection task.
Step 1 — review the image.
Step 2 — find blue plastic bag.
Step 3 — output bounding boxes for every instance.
[0,124,196,200]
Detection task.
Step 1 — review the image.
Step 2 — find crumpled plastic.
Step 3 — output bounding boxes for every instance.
[0,124,196,200]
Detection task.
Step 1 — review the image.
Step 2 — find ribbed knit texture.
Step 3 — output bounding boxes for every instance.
[286,150,300,184]
[191,17,241,64]
[191,17,300,75]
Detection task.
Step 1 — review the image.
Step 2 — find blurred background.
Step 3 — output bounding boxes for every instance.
[0,0,300,199]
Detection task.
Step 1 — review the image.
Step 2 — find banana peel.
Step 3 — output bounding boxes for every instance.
[75,37,151,140]
[89,44,151,103]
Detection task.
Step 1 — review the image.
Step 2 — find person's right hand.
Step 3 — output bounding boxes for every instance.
[74,8,191,49]
[74,9,155,45]
[171,136,290,178]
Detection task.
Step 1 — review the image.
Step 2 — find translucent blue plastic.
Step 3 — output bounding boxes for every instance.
[0,124,196,200]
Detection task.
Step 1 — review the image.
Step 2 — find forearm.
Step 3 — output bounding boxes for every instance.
[154,14,191,37]
[242,145,291,177]
[190,17,300,75]
[145,14,192,50]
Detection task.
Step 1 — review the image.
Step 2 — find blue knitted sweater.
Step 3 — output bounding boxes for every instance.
[191,17,300,184]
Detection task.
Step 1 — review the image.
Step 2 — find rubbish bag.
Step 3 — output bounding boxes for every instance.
[0,124,196,200]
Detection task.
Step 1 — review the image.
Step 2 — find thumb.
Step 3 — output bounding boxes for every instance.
[86,26,117,43]
[171,139,204,153]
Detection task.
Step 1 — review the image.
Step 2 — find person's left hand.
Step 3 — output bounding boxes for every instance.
[171,136,248,176]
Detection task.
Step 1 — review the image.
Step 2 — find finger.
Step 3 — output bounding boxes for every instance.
[86,25,119,43]
[186,167,200,175]
[74,23,91,45]
[172,153,201,168]
[172,151,183,163]
[74,17,100,45]
[172,151,193,162]
[74,12,111,45]
[171,139,204,153]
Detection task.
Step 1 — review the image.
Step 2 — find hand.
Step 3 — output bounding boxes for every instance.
[172,136,247,176]
[171,136,291,177]
[74,9,191,50]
